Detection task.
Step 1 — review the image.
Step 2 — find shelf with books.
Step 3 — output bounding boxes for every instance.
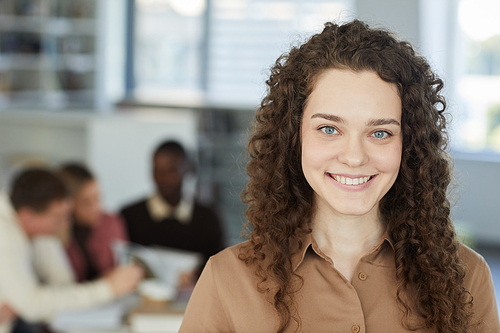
[0,0,99,110]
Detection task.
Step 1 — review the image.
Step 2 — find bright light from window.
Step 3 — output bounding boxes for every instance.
[459,0,500,42]
[137,0,206,16]
[170,0,206,17]
[248,2,296,21]
[454,0,500,152]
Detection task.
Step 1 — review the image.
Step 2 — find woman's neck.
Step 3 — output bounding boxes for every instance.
[311,203,385,259]
[310,203,385,282]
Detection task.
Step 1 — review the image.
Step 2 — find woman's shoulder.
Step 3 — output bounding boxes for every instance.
[210,240,252,266]
[100,212,121,222]
[459,243,494,287]
[206,240,259,281]
[93,213,127,239]
[459,245,500,331]
[98,213,126,228]
[459,243,488,269]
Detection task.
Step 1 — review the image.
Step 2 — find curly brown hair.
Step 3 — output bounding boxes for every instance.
[240,20,473,333]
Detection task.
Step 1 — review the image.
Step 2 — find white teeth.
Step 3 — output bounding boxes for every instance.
[331,174,371,186]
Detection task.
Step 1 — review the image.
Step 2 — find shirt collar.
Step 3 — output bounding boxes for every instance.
[146,192,193,224]
[292,229,395,272]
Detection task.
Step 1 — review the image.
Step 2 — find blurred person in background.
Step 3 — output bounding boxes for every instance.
[59,163,128,282]
[120,140,225,277]
[0,168,143,333]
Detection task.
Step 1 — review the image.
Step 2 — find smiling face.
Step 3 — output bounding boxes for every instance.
[301,69,402,219]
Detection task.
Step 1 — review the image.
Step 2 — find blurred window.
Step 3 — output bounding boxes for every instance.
[453,0,500,153]
[132,0,354,107]
[134,0,206,103]
[206,0,354,107]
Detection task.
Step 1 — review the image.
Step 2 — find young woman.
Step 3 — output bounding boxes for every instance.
[59,164,128,282]
[179,20,499,332]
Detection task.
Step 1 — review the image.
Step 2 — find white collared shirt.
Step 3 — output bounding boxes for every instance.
[146,192,193,224]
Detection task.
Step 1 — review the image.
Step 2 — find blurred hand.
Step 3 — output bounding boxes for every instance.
[104,264,144,297]
[0,303,16,323]
[178,270,196,289]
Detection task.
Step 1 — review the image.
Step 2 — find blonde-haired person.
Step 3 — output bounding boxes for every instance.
[59,163,128,281]
[180,20,499,333]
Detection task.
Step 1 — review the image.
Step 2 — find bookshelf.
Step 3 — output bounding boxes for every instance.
[0,0,99,109]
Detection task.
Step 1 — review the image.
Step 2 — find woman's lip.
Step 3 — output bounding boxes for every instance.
[327,173,375,178]
[325,173,377,188]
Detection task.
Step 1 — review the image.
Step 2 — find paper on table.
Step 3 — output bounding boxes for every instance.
[50,244,199,331]
[50,294,139,330]
[129,313,184,333]
[113,241,202,288]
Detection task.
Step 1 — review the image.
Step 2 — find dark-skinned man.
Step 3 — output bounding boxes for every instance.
[120,140,225,278]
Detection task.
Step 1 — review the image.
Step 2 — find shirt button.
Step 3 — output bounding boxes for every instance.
[358,272,367,281]
[351,324,361,333]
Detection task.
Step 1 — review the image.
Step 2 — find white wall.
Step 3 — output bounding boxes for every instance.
[0,112,88,188]
[0,109,197,213]
[452,157,500,244]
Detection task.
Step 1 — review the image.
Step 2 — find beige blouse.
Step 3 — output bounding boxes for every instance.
[179,232,499,333]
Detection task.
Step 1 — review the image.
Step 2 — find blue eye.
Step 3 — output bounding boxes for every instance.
[372,130,390,139]
[320,126,337,135]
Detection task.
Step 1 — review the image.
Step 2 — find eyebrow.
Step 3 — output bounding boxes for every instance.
[311,113,345,123]
[367,118,401,126]
[311,113,400,127]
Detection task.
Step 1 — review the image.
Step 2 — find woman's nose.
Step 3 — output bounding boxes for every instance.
[337,136,369,168]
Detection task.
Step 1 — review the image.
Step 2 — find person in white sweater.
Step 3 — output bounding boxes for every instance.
[0,168,143,333]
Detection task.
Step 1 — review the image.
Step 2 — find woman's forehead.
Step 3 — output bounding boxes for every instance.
[303,69,402,123]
